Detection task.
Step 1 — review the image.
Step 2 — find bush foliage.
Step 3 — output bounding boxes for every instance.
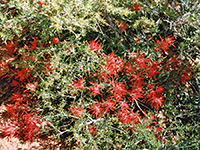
[0,0,199,149]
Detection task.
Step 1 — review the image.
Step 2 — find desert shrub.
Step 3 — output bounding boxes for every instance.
[0,0,199,149]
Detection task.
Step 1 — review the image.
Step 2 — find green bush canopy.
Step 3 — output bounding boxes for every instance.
[0,0,199,149]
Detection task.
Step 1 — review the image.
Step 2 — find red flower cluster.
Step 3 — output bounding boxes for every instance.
[6,41,17,55]
[102,51,125,76]
[1,36,57,141]
[52,36,59,44]
[3,92,44,141]
[38,1,45,6]
[1,34,193,142]
[87,40,102,53]
[71,43,165,124]
[68,104,84,117]
[131,4,142,12]
[69,38,194,138]
[72,77,86,90]
[29,37,38,51]
[118,22,128,31]
[89,125,97,135]
[155,36,175,54]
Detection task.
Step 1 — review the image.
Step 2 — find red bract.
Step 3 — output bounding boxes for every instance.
[102,98,115,113]
[6,41,17,54]
[147,85,164,100]
[120,101,130,112]
[72,78,86,90]
[118,110,140,125]
[88,82,104,97]
[19,113,41,141]
[29,37,38,51]
[146,61,160,79]
[6,93,42,141]
[15,67,31,82]
[129,111,140,125]
[11,93,26,104]
[154,127,163,141]
[42,41,50,47]
[87,40,102,53]
[135,53,150,69]
[155,36,175,54]
[131,4,142,12]
[118,22,128,31]
[11,79,20,87]
[89,125,97,135]
[118,112,131,124]
[108,79,127,101]
[149,96,164,110]
[1,124,18,138]
[179,70,191,84]
[68,104,84,117]
[38,1,45,5]
[89,102,103,118]
[6,104,20,118]
[125,61,136,75]
[52,36,59,44]
[103,51,124,75]
[155,127,163,133]
[129,87,143,101]
[131,76,144,89]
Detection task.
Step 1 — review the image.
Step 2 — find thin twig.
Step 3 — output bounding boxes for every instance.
[134,99,150,119]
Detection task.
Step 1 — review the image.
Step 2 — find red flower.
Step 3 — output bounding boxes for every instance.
[38,1,45,5]
[129,87,143,101]
[119,113,131,124]
[129,111,140,125]
[11,80,19,87]
[87,40,102,53]
[1,124,17,138]
[68,104,84,117]
[89,102,103,118]
[102,98,115,113]
[89,125,97,135]
[108,79,127,101]
[179,70,191,84]
[88,82,104,97]
[146,125,152,130]
[118,22,128,31]
[155,127,163,133]
[20,113,41,141]
[72,78,86,90]
[29,37,38,51]
[11,93,26,104]
[146,61,160,79]
[135,53,150,69]
[52,36,59,44]
[149,96,164,110]
[120,101,130,112]
[156,36,175,54]
[103,51,124,75]
[131,4,142,12]
[6,41,17,54]
[118,110,140,125]
[42,41,50,47]
[15,67,31,82]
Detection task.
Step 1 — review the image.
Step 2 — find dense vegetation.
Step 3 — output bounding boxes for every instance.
[0,0,199,149]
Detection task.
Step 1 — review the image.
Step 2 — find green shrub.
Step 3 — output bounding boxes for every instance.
[0,0,199,149]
